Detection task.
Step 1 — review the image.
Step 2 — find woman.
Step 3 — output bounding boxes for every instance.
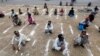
[45,21,53,34]
[27,12,36,25]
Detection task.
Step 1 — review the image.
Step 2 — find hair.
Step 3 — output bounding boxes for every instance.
[58,34,64,41]
[14,31,19,34]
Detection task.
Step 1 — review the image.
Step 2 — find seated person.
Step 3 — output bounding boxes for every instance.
[88,12,95,22]
[79,17,90,30]
[74,30,89,48]
[59,1,62,6]
[13,14,22,26]
[94,6,99,14]
[19,8,23,15]
[87,2,92,7]
[68,7,75,17]
[11,9,15,18]
[54,8,57,15]
[99,27,100,32]
[0,11,5,18]
[45,8,49,15]
[52,34,68,55]
[11,31,30,51]
[33,6,39,15]
[60,8,64,16]
[45,21,53,34]
[44,3,48,9]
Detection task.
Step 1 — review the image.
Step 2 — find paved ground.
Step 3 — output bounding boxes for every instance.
[0,5,100,56]
[0,0,100,6]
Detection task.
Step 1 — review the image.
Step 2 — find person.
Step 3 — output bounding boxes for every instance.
[13,14,22,26]
[45,21,53,34]
[52,34,68,55]
[88,12,95,22]
[68,7,75,17]
[94,6,99,14]
[74,30,89,48]
[59,1,62,6]
[99,27,100,32]
[60,8,64,16]
[19,8,23,15]
[11,9,16,19]
[33,6,39,15]
[45,8,49,15]
[66,2,68,6]
[0,11,5,18]
[44,3,48,9]
[11,31,30,51]
[27,12,36,25]
[54,8,57,15]
[81,17,90,29]
[87,2,92,7]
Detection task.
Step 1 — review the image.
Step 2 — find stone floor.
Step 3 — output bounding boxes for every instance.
[0,5,100,56]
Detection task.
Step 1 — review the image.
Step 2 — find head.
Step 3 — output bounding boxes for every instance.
[81,30,87,35]
[28,13,31,16]
[11,9,14,13]
[14,14,18,17]
[48,21,51,25]
[14,31,20,37]
[71,7,74,10]
[58,34,64,42]
[35,6,37,9]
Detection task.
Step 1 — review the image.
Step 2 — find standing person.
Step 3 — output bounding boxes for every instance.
[33,6,39,15]
[52,34,68,55]
[59,1,62,6]
[11,31,30,51]
[44,3,48,9]
[60,8,64,16]
[68,7,75,17]
[54,8,57,15]
[27,12,36,25]
[45,21,53,34]
[19,8,23,15]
